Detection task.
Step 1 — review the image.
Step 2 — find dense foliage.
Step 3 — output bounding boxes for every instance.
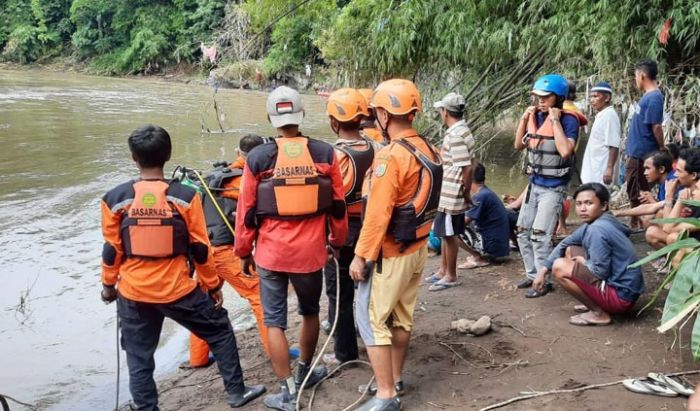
[3,0,700,80]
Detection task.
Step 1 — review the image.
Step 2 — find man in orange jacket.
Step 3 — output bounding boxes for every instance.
[100,125,265,410]
[350,79,442,411]
[235,86,348,411]
[188,134,270,367]
[358,88,385,144]
[322,88,380,367]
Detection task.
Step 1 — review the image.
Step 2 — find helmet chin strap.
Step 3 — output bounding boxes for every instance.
[377,115,390,141]
[331,119,341,136]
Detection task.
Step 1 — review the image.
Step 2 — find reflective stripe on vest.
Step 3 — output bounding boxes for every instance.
[201,166,242,246]
[388,136,443,249]
[256,137,333,219]
[335,139,375,216]
[525,111,577,178]
[120,180,189,258]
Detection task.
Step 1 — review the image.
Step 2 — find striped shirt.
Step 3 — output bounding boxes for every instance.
[438,120,475,214]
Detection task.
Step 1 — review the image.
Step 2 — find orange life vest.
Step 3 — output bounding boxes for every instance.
[524,110,579,178]
[256,137,333,219]
[120,180,189,258]
[336,138,375,217]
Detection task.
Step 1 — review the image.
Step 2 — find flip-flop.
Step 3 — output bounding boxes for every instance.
[458,259,490,269]
[568,313,612,326]
[573,304,589,313]
[428,280,461,291]
[424,273,442,284]
[623,378,679,397]
[648,373,695,396]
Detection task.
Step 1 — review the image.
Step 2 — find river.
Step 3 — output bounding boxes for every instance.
[0,69,525,410]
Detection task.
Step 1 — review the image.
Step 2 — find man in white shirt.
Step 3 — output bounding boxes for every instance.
[581,82,621,185]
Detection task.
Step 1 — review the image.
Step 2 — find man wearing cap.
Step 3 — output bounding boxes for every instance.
[235,86,348,411]
[426,92,476,291]
[581,82,621,185]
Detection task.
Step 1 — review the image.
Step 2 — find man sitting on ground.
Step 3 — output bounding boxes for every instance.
[532,183,644,326]
[459,163,510,268]
[613,150,676,228]
[645,147,700,250]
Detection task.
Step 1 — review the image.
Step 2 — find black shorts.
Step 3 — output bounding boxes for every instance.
[257,267,323,329]
[433,211,466,238]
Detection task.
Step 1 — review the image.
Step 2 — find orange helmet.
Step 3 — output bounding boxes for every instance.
[358,88,374,104]
[370,79,422,115]
[326,88,370,122]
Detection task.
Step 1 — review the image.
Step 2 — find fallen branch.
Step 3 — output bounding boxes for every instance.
[479,380,624,411]
[0,393,37,410]
[443,341,495,363]
[492,320,526,337]
[438,342,476,368]
[479,369,700,411]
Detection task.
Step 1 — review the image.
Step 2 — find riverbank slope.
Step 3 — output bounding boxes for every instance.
[141,233,696,411]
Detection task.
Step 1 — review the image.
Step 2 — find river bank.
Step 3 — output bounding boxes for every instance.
[142,233,697,411]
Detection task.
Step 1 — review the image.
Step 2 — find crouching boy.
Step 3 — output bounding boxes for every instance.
[99,125,265,410]
[532,183,645,326]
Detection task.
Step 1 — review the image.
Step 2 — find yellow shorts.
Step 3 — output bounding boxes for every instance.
[355,246,428,346]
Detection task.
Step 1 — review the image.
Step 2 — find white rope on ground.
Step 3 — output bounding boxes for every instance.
[295,256,341,411]
[479,369,700,411]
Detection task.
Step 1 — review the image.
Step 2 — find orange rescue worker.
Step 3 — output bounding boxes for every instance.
[188,134,270,368]
[99,125,265,410]
[359,88,385,143]
[350,79,442,411]
[322,88,381,367]
[235,86,348,411]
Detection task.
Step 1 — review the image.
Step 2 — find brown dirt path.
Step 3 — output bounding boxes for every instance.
[150,234,696,411]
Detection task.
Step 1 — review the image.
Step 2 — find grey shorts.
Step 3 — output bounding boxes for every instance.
[257,266,323,329]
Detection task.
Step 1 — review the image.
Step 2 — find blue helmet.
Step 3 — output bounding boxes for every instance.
[532,74,569,98]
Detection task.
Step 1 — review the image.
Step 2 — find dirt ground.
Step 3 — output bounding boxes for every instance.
[150,233,698,411]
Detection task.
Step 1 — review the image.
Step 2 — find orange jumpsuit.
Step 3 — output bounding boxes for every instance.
[189,156,269,366]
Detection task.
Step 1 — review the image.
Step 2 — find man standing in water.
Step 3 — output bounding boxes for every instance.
[235,86,348,411]
[514,74,581,298]
[100,125,265,410]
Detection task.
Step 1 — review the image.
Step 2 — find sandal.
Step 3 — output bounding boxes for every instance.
[648,373,695,396]
[573,304,589,313]
[428,280,461,292]
[458,259,490,269]
[623,378,679,397]
[424,273,442,284]
[568,313,611,326]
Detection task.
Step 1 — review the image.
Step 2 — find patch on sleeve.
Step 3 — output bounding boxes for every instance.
[374,161,388,177]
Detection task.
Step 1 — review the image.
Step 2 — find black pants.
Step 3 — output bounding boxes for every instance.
[324,244,359,362]
[117,288,245,411]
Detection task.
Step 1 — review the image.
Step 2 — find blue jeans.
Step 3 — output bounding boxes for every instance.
[117,289,246,411]
[516,184,566,283]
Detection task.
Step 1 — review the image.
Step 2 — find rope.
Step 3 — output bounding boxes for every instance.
[295,256,340,410]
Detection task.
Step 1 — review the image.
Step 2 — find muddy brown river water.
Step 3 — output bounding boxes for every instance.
[0,69,525,410]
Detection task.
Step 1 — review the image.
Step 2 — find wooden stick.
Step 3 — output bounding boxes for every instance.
[479,369,700,411]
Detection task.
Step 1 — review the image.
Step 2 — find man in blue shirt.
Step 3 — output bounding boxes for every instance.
[513,74,580,298]
[459,163,510,268]
[532,183,644,326]
[624,59,665,229]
